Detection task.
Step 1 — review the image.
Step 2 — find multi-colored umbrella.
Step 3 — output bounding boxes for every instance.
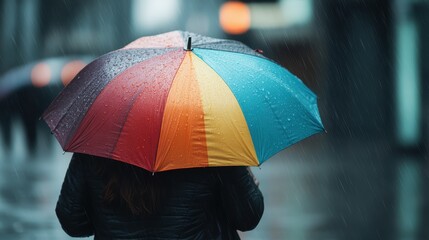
[43,31,324,172]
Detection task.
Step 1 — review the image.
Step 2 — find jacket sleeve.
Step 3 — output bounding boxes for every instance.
[56,153,94,237]
[217,167,264,231]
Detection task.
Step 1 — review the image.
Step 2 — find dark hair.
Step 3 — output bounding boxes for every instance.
[95,158,164,215]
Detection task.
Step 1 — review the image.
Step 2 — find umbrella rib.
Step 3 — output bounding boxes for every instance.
[191,53,259,163]
[109,51,188,171]
[192,46,281,67]
[150,52,189,171]
[106,72,155,158]
[241,60,324,160]
[197,49,319,124]
[243,58,323,139]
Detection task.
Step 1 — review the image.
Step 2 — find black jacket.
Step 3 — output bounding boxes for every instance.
[56,153,264,239]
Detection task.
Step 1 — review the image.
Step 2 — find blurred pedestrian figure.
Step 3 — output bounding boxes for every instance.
[56,153,264,239]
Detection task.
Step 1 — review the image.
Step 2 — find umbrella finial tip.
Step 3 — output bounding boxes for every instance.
[185,37,193,51]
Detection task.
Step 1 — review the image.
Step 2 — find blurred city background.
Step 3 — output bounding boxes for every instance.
[0,0,428,239]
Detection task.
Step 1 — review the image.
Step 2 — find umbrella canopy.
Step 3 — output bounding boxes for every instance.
[43,31,324,172]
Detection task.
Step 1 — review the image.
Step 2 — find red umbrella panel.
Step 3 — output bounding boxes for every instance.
[43,31,324,172]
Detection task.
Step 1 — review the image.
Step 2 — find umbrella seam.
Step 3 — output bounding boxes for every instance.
[192,47,289,73]
[193,49,321,162]
[151,51,188,172]
[248,63,325,161]
[191,52,260,165]
[106,50,187,172]
[151,51,186,172]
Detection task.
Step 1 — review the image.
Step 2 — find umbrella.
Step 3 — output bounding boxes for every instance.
[42,30,324,172]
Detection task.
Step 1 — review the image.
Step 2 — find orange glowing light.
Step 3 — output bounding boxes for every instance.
[219,1,251,34]
[31,63,51,88]
[61,60,86,86]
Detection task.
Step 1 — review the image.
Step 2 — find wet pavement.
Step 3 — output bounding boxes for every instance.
[0,122,428,240]
[0,121,74,239]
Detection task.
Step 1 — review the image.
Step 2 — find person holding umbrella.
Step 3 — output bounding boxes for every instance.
[46,31,324,239]
[56,153,264,239]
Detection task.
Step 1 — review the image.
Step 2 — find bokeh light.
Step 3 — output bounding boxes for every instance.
[61,60,86,86]
[31,62,51,87]
[219,1,251,35]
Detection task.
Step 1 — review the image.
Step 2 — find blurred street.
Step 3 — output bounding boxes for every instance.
[0,123,72,239]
